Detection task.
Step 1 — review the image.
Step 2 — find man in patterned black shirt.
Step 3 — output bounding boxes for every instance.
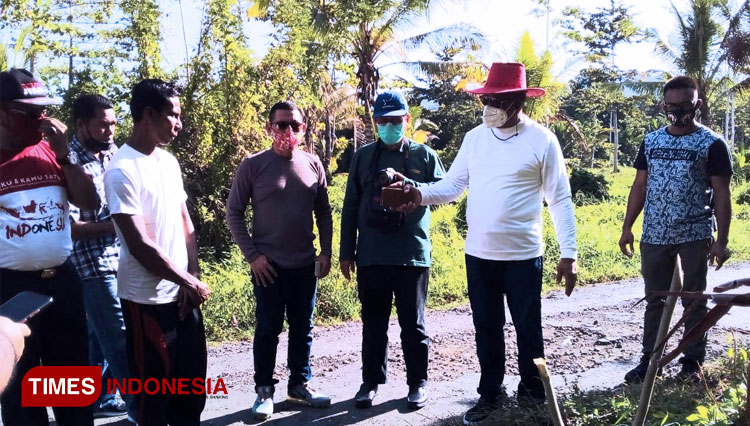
[619,76,733,383]
[68,94,134,420]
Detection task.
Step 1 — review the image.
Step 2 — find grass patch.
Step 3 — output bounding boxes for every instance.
[201,169,750,341]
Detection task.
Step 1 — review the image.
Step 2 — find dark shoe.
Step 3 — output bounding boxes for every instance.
[407,385,427,409]
[288,382,331,408]
[676,357,702,383]
[93,398,127,418]
[517,380,545,407]
[624,355,662,383]
[462,395,501,425]
[354,382,378,409]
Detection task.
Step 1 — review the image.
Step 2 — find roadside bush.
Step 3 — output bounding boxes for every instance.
[200,248,255,341]
[454,193,468,238]
[737,184,750,205]
[569,168,609,205]
[199,168,750,341]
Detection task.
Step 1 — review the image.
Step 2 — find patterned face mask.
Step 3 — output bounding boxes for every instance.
[271,128,301,151]
[665,108,697,128]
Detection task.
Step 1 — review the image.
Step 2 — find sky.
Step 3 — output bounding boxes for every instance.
[2,0,729,85]
[157,0,687,84]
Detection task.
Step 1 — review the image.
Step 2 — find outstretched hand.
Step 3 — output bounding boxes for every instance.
[394,184,422,214]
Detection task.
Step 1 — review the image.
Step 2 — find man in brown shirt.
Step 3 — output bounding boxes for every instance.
[226,101,333,420]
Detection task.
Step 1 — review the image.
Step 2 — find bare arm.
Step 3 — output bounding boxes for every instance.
[619,169,648,257]
[711,175,731,245]
[70,220,115,240]
[708,174,732,269]
[111,213,208,303]
[182,203,200,278]
[60,165,97,210]
[39,117,97,210]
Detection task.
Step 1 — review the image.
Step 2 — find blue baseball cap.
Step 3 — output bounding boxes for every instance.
[373,90,409,118]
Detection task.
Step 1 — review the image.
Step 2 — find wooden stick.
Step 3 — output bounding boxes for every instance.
[632,256,683,426]
[533,357,565,426]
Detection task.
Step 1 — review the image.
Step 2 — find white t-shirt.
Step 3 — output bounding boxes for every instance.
[420,114,578,261]
[103,144,188,304]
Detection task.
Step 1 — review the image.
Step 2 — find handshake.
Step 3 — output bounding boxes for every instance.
[378,168,422,213]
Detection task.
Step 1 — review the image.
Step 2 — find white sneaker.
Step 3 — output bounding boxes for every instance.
[252,385,274,420]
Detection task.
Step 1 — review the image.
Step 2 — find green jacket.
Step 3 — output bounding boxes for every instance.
[339,139,445,267]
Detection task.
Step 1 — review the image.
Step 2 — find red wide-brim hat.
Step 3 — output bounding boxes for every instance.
[468,62,546,98]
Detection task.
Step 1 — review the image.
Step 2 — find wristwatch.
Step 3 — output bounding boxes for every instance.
[56,151,79,166]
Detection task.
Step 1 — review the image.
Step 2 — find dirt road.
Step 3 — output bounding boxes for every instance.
[94,262,749,426]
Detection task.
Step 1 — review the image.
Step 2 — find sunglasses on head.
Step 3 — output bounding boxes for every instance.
[273,121,303,132]
[374,116,404,125]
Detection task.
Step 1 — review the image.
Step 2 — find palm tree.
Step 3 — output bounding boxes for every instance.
[318,0,485,144]
[656,0,750,126]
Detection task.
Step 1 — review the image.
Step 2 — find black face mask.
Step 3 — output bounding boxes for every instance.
[665,108,696,128]
[80,124,112,152]
[82,137,110,152]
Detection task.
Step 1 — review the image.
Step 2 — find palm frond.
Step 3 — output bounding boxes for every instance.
[389,23,486,59]
[396,60,474,79]
[727,76,750,95]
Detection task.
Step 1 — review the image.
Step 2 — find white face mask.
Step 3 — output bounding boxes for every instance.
[483,105,509,128]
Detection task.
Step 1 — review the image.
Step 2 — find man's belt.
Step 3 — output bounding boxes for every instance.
[0,267,59,279]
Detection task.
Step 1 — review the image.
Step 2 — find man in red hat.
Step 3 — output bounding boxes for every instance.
[397,62,578,424]
[0,68,97,425]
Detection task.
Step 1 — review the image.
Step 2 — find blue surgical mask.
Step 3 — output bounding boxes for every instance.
[377,123,405,145]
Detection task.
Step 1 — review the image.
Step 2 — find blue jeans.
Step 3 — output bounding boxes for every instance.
[81,275,136,418]
[252,262,317,389]
[466,254,545,399]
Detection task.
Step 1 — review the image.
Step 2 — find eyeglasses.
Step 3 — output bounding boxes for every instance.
[273,121,303,132]
[373,116,405,125]
[5,106,47,119]
[479,95,522,109]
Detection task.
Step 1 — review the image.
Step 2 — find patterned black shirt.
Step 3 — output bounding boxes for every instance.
[635,125,732,245]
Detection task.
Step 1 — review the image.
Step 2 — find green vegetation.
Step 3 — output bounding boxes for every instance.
[561,344,749,426]
[200,168,750,341]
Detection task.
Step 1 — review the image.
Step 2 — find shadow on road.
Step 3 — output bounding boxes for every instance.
[203,395,417,425]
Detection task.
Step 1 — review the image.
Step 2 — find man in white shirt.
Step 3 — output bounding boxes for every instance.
[103,79,210,426]
[398,63,578,425]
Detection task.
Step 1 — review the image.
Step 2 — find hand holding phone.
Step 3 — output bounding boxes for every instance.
[381,187,413,209]
[0,291,53,323]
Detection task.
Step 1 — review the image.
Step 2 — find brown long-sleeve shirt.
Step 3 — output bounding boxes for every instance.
[226,149,333,269]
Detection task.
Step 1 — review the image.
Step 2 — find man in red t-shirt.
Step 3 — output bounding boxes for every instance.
[0,68,97,426]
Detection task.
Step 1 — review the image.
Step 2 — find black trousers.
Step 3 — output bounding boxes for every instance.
[0,262,92,426]
[357,265,429,387]
[121,299,207,426]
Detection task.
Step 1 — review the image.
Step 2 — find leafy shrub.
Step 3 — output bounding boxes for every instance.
[454,193,468,238]
[569,168,610,204]
[737,185,750,205]
[200,248,256,341]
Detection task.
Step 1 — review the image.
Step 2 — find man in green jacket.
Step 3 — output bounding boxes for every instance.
[340,90,445,410]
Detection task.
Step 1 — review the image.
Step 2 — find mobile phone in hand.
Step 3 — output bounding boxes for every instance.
[381,187,410,209]
[0,291,53,323]
[314,261,321,277]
